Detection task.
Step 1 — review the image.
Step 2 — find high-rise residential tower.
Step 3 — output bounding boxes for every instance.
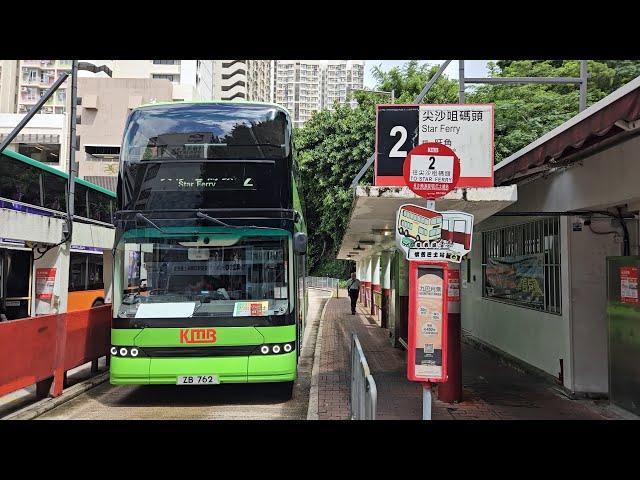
[273,60,365,128]
[1,60,73,114]
[212,60,273,102]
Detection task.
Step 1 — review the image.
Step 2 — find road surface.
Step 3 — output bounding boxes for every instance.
[37,288,332,420]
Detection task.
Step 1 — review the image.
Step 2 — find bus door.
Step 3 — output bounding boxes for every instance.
[0,248,32,320]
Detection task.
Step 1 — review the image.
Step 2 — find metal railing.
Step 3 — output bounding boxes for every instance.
[350,333,377,420]
[305,276,339,290]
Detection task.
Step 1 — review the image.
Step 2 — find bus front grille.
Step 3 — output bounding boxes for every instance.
[140,346,259,357]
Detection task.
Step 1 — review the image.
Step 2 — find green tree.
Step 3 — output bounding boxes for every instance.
[295,59,640,274]
[468,60,640,163]
[295,93,377,276]
[295,61,459,275]
[371,60,459,103]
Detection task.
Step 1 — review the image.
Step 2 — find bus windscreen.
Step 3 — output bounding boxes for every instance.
[121,103,289,163]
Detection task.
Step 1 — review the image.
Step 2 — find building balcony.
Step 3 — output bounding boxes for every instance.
[21,77,40,86]
[22,60,54,67]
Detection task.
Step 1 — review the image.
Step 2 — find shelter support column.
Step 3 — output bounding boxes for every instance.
[380,251,392,329]
[356,260,365,303]
[371,253,381,318]
[438,262,462,403]
[363,256,372,308]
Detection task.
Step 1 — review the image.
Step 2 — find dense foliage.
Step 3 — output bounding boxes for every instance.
[295,60,640,275]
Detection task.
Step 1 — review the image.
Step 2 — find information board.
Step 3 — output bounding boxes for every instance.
[408,263,448,382]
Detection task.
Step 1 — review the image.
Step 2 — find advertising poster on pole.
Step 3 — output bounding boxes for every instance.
[35,267,57,300]
[408,263,448,382]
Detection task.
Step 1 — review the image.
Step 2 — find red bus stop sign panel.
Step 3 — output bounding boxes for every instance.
[403,142,460,199]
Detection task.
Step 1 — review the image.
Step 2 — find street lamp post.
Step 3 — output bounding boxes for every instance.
[351,88,395,103]
[66,61,112,244]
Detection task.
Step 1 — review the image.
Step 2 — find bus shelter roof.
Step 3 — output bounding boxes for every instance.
[336,185,517,261]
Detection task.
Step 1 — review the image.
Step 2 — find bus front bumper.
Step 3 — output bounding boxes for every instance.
[109,351,297,385]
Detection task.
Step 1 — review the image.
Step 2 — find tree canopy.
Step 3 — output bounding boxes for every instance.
[295,60,640,275]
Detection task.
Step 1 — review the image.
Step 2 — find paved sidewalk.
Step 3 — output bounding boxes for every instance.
[316,296,627,420]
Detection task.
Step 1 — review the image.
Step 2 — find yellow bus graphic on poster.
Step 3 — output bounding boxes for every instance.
[397,205,443,243]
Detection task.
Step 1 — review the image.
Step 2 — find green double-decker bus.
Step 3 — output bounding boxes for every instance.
[109,101,307,397]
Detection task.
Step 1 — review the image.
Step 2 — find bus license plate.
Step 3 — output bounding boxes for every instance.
[177,375,220,385]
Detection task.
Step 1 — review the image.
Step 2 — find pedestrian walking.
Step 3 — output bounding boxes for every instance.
[346,272,361,315]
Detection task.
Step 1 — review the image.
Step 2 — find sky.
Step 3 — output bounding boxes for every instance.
[78,60,496,86]
[363,60,493,88]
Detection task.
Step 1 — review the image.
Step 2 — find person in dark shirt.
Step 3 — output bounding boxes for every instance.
[346,272,361,315]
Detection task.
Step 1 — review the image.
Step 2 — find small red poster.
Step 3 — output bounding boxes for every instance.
[250,303,264,316]
[620,266,639,304]
[35,267,57,300]
[448,269,460,302]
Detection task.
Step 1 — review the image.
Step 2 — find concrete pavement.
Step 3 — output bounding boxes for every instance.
[314,296,629,420]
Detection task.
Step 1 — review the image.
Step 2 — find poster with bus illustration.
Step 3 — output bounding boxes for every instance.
[396,204,474,263]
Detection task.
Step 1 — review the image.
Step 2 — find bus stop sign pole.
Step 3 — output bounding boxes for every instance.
[423,382,432,420]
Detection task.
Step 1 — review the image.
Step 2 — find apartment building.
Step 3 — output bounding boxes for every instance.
[274,60,365,128]
[76,77,174,191]
[0,60,73,115]
[325,60,365,109]
[0,60,19,113]
[212,60,273,102]
[110,60,214,101]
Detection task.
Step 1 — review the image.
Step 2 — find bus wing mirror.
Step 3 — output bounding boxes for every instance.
[293,232,307,255]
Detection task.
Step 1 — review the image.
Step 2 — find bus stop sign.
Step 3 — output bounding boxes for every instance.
[396,204,474,263]
[403,142,460,199]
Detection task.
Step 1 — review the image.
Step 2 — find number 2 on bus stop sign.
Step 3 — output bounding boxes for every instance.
[403,142,460,199]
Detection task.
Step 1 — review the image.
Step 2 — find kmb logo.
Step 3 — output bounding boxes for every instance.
[179,328,217,344]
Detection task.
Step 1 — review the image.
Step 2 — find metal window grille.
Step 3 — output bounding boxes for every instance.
[481,217,562,314]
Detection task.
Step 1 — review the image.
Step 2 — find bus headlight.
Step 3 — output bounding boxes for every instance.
[110,347,118,355]
[119,347,128,356]
[256,343,294,355]
[130,348,139,357]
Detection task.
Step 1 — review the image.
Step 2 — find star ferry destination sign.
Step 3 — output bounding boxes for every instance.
[375,103,494,187]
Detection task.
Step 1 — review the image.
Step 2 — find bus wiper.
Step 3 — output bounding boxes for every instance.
[196,211,232,227]
[195,211,274,231]
[135,213,167,233]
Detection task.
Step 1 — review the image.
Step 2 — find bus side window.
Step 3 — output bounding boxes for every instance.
[87,254,104,290]
[69,253,87,292]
